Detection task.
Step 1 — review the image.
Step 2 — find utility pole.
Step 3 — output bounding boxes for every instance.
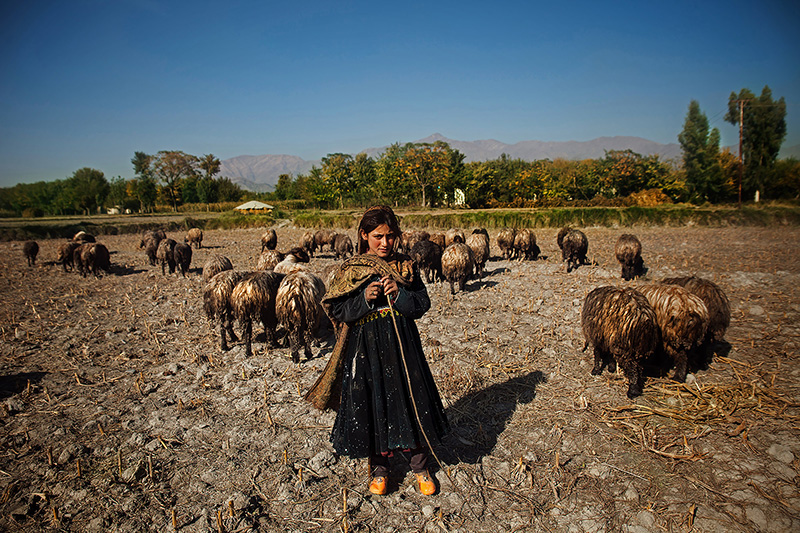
[738,98,744,208]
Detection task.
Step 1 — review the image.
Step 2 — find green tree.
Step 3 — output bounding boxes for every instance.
[678,100,724,203]
[152,150,199,211]
[131,152,157,212]
[107,176,129,209]
[351,153,377,206]
[216,177,244,202]
[395,142,451,207]
[321,153,353,208]
[198,154,221,179]
[274,173,295,200]
[67,167,109,214]
[725,85,787,199]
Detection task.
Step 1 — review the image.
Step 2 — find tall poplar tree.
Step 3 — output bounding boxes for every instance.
[678,100,723,203]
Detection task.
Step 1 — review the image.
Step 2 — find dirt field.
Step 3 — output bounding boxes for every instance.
[1,224,798,532]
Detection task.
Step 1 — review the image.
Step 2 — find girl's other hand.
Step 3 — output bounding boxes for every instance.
[365,281,383,302]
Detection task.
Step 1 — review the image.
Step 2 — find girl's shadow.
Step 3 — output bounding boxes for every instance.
[438,370,546,465]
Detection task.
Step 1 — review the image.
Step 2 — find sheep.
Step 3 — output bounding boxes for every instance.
[23,241,39,266]
[615,234,645,281]
[185,228,203,249]
[57,241,80,271]
[636,283,710,383]
[276,270,327,363]
[558,227,589,273]
[74,243,110,277]
[261,228,277,252]
[256,250,285,271]
[203,270,247,351]
[314,229,339,254]
[273,247,310,275]
[301,231,317,257]
[156,238,178,275]
[512,228,539,261]
[441,243,475,294]
[173,242,193,277]
[400,230,429,254]
[139,230,166,266]
[333,233,354,260]
[429,232,446,250]
[661,275,730,366]
[202,255,233,282]
[232,271,285,357]
[497,228,517,260]
[445,228,466,247]
[410,240,443,283]
[466,231,490,278]
[73,231,96,244]
[581,286,660,398]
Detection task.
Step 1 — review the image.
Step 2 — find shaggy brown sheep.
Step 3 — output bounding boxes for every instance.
[73,231,96,244]
[256,250,285,271]
[581,286,660,398]
[301,231,317,257]
[261,228,277,252]
[637,283,710,383]
[410,240,443,283]
[231,271,285,357]
[496,228,517,260]
[202,255,233,282]
[203,270,247,351]
[173,242,192,277]
[445,228,466,247]
[558,227,589,273]
[273,247,311,275]
[314,229,339,253]
[23,241,39,266]
[74,243,110,277]
[512,228,539,261]
[466,231,490,278]
[139,230,166,266]
[185,228,203,249]
[400,230,430,254]
[57,241,81,271]
[428,232,446,250]
[276,270,327,363]
[441,243,475,294]
[615,234,645,281]
[156,238,178,275]
[333,234,354,260]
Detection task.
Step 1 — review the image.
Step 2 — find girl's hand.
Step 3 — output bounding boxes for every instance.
[381,276,399,299]
[365,281,383,302]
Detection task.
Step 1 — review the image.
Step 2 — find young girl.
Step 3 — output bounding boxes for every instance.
[308,206,449,495]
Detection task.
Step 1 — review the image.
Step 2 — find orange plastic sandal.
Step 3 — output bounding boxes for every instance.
[369,476,388,495]
[415,471,437,495]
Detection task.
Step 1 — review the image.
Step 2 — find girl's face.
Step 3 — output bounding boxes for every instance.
[361,224,396,258]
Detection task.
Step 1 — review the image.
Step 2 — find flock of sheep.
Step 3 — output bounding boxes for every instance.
[21,223,730,400]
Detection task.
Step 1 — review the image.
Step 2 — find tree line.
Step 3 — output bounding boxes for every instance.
[1,85,796,217]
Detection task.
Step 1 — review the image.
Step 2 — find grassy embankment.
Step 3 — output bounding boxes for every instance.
[2,204,799,241]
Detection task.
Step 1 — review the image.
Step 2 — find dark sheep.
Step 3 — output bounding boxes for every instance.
[581,286,660,398]
[410,240,443,283]
[202,255,233,282]
[276,270,327,363]
[73,231,96,244]
[496,228,517,260]
[203,270,247,351]
[57,241,80,271]
[637,283,710,383]
[466,231,490,278]
[23,241,39,266]
[313,229,339,253]
[256,250,285,271]
[273,247,310,275]
[173,242,193,277]
[441,243,475,294]
[661,275,731,366]
[185,228,203,249]
[512,228,539,261]
[558,227,589,273]
[615,234,645,281]
[232,271,285,357]
[139,230,166,266]
[301,231,317,257]
[334,233,354,260]
[75,243,110,277]
[156,238,178,275]
[261,228,278,252]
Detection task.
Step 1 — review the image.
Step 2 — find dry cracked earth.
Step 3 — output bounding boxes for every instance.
[1,222,799,532]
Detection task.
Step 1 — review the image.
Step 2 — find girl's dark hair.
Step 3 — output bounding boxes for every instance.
[357,205,402,254]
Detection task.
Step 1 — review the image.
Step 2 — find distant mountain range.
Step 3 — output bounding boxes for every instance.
[220,133,800,192]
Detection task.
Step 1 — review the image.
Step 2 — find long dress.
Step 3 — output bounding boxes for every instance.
[327,268,449,458]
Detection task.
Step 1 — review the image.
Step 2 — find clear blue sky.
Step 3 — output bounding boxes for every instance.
[1,0,798,187]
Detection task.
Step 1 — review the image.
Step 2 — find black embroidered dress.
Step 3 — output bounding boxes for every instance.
[327,269,449,458]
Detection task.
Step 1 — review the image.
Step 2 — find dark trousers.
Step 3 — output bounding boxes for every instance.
[370,447,428,476]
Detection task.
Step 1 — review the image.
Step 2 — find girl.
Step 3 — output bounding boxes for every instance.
[308,206,449,495]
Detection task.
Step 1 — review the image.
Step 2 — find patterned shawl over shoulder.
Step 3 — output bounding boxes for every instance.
[306,253,415,411]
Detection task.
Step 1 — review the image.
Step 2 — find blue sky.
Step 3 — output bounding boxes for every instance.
[1,0,797,187]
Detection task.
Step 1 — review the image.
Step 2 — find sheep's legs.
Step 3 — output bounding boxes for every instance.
[669,346,688,383]
[620,360,644,398]
[243,320,253,357]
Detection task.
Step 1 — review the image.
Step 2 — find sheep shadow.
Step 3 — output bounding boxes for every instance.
[0,372,47,399]
[109,264,147,276]
[437,370,546,465]
[466,279,498,291]
[484,267,510,277]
